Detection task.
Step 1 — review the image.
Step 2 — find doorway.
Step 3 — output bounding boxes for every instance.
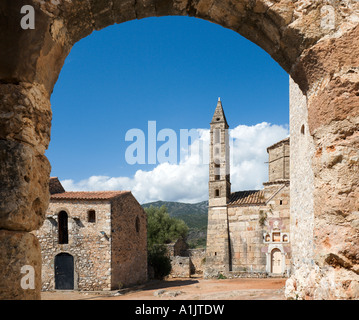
[55,253,74,290]
[271,249,282,274]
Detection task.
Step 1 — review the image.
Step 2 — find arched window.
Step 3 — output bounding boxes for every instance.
[214,129,220,144]
[88,210,96,223]
[58,211,68,244]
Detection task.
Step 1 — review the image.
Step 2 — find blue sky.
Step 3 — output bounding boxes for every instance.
[47,16,289,203]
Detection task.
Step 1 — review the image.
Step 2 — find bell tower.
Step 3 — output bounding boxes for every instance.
[208,97,231,205]
[205,97,232,277]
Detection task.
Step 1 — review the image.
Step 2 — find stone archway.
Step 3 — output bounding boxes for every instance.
[0,0,358,300]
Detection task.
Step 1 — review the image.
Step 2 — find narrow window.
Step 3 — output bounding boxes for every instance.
[58,211,68,244]
[215,189,220,197]
[214,129,220,144]
[301,124,305,135]
[88,210,96,223]
[215,175,220,181]
[135,216,140,233]
[279,200,283,205]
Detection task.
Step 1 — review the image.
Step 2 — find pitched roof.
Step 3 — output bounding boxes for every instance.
[211,97,229,128]
[49,177,65,195]
[228,190,266,206]
[50,191,130,201]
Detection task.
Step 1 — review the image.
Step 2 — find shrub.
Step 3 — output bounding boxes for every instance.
[148,245,172,280]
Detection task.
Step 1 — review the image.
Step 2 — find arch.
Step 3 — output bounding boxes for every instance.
[0,0,323,96]
[1,0,359,301]
[58,210,69,244]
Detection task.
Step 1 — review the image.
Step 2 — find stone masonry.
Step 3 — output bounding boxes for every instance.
[32,178,147,291]
[205,99,291,278]
[0,0,358,299]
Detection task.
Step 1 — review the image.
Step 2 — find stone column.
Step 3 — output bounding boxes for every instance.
[287,25,359,300]
[0,83,51,299]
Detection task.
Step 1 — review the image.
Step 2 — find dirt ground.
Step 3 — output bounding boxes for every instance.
[41,277,287,300]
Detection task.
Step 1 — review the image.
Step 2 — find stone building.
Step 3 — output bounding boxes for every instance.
[33,178,147,291]
[165,238,207,278]
[205,99,291,278]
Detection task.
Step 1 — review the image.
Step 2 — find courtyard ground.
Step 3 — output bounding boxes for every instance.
[41,277,287,300]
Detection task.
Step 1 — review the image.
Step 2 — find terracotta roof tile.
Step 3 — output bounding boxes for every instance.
[50,191,130,201]
[228,190,266,206]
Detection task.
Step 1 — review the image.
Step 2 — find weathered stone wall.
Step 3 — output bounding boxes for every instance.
[166,238,189,257]
[228,185,291,276]
[0,230,42,299]
[188,248,206,275]
[285,77,315,299]
[204,207,230,278]
[268,139,290,182]
[165,240,205,276]
[33,193,147,291]
[110,193,148,288]
[169,256,191,278]
[228,205,267,274]
[287,72,359,299]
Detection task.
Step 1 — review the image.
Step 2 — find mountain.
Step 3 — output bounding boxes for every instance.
[142,200,208,248]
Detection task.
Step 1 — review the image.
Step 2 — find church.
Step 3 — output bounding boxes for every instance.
[204,98,291,278]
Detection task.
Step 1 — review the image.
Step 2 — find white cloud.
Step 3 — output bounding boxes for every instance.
[61,122,289,204]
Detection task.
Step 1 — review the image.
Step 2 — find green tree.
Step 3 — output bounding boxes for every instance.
[145,205,189,279]
[145,205,188,248]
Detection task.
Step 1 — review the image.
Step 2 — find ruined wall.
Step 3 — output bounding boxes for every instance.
[34,200,113,291]
[188,248,206,275]
[111,193,147,288]
[169,257,191,278]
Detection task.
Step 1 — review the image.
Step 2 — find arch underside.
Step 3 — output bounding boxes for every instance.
[0,0,338,94]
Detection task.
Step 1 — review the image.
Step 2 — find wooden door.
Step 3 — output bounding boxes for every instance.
[55,253,74,290]
[271,249,282,274]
